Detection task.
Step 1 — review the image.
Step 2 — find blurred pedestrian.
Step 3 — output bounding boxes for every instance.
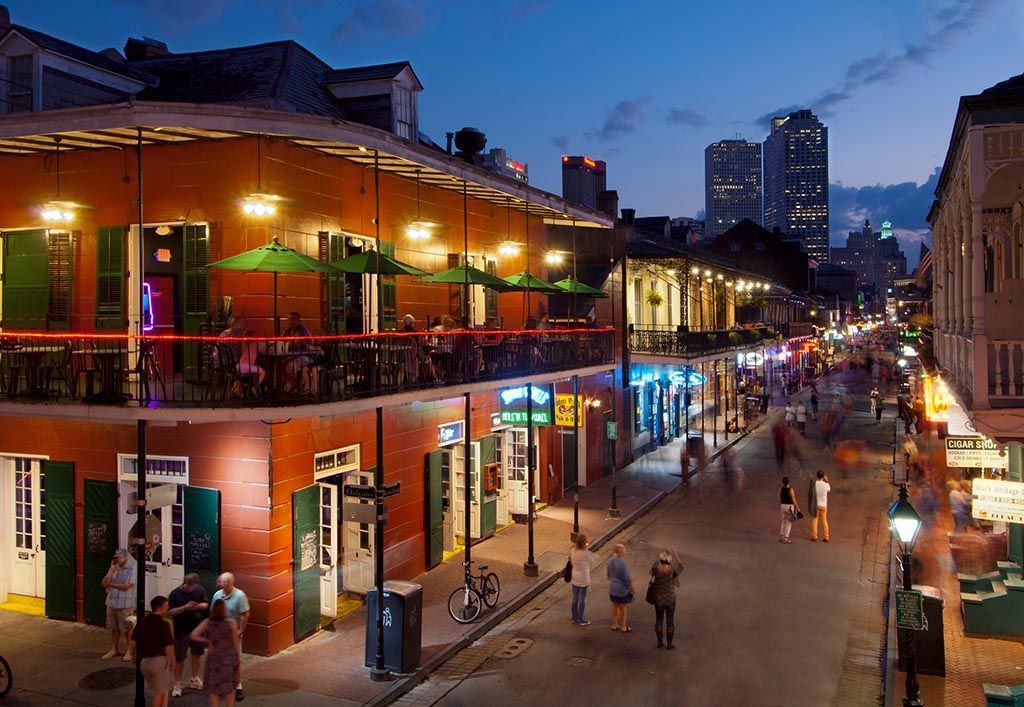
[649,550,683,649]
[772,423,788,467]
[606,544,634,632]
[810,390,819,420]
[779,476,800,544]
[190,599,240,707]
[131,595,175,707]
[796,401,807,435]
[569,534,596,626]
[679,443,690,478]
[875,398,884,424]
[949,480,971,533]
[869,387,879,415]
[784,402,795,428]
[810,470,831,542]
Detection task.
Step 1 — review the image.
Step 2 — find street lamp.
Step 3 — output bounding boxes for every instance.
[888,484,924,707]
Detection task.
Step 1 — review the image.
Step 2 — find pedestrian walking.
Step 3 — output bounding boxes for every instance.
[772,423,788,467]
[569,534,596,625]
[875,399,884,423]
[779,476,800,543]
[796,402,807,435]
[679,443,690,478]
[810,390,819,420]
[101,548,136,661]
[949,481,972,533]
[211,573,249,701]
[130,595,175,707]
[190,599,241,707]
[649,550,683,649]
[869,387,879,414]
[606,544,635,632]
[168,573,210,697]
[784,402,795,428]
[810,470,831,542]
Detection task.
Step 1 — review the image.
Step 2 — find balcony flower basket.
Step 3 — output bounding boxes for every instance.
[728,331,741,344]
[645,290,664,308]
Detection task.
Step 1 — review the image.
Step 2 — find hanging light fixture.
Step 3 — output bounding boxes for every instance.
[242,134,281,217]
[497,198,520,256]
[406,169,433,240]
[40,137,76,223]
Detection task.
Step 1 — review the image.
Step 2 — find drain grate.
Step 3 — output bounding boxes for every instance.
[494,637,534,659]
[79,667,136,690]
[566,656,593,668]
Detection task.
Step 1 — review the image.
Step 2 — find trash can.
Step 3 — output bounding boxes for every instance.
[897,584,945,677]
[364,580,422,674]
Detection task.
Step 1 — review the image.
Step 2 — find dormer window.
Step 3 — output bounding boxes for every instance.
[5,54,33,113]
[394,85,415,140]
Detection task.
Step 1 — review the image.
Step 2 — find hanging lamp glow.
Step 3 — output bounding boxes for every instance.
[242,135,281,217]
[39,137,77,223]
[406,169,434,240]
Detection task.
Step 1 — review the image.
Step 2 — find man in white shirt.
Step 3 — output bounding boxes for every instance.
[811,470,831,542]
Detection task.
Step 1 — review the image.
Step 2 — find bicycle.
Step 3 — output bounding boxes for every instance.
[0,653,12,698]
[447,561,500,623]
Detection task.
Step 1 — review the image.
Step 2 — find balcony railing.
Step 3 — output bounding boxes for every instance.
[629,326,772,358]
[779,322,815,339]
[0,328,614,408]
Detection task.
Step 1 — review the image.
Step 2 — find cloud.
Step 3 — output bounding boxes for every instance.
[552,135,570,151]
[755,104,805,130]
[754,0,992,126]
[587,97,652,141]
[333,0,427,41]
[114,0,234,30]
[829,167,939,267]
[665,108,707,127]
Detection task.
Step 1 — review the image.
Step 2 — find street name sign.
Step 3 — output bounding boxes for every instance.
[972,478,1024,523]
[343,484,377,500]
[606,421,618,440]
[380,482,401,497]
[895,589,924,630]
[945,436,1007,469]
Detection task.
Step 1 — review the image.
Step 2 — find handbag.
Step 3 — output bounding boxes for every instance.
[790,510,804,522]
[644,578,657,605]
[562,559,572,583]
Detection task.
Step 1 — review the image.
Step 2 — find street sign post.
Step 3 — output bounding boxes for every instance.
[343,484,377,500]
[895,589,924,630]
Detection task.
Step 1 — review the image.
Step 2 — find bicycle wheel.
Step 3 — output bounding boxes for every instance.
[482,572,501,608]
[0,653,12,697]
[447,585,482,623]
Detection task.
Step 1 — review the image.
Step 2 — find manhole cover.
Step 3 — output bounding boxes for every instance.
[566,656,592,668]
[494,637,534,659]
[79,667,136,690]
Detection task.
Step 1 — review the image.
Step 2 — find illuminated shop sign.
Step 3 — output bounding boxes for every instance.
[500,385,551,407]
[554,394,584,427]
[735,352,764,367]
[668,369,707,388]
[922,376,950,422]
[438,420,465,447]
[499,384,553,426]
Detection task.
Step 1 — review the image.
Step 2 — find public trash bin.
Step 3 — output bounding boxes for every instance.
[897,584,945,677]
[364,580,422,674]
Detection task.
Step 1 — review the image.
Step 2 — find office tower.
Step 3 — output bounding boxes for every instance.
[561,155,606,209]
[762,109,829,262]
[704,139,762,238]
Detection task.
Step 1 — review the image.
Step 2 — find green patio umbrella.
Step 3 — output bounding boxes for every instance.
[207,236,337,335]
[501,271,564,294]
[552,277,609,298]
[422,264,514,291]
[330,251,431,277]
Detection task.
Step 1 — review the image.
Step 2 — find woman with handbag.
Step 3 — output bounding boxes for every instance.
[780,476,801,544]
[648,550,683,649]
[606,544,634,632]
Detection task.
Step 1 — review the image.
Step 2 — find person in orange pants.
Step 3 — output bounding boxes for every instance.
[810,470,831,542]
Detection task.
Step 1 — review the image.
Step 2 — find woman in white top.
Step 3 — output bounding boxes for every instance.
[784,403,795,428]
[569,534,596,626]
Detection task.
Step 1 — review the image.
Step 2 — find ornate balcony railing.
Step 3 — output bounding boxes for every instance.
[629,326,772,358]
[0,328,614,408]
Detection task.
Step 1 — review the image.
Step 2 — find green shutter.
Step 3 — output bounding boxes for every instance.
[183,224,210,382]
[43,460,75,620]
[380,241,397,331]
[485,258,498,321]
[83,478,117,625]
[478,437,497,538]
[2,229,49,329]
[426,451,444,568]
[47,231,72,330]
[292,484,320,641]
[95,226,125,330]
[184,486,220,599]
[320,232,346,334]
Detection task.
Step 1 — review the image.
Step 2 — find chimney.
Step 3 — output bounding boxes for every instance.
[0,6,10,31]
[620,208,635,226]
[99,48,126,63]
[596,190,618,219]
[124,36,170,61]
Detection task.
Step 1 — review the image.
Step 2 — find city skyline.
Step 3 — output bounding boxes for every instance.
[5,0,1017,264]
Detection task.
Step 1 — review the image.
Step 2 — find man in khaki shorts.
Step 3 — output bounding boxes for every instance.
[131,595,176,707]
[101,548,136,661]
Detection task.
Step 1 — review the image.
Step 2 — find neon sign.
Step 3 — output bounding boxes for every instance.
[500,385,551,407]
[499,384,553,426]
[668,369,707,388]
[438,420,464,447]
[142,282,154,332]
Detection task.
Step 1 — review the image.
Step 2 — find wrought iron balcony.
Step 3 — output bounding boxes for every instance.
[629,326,773,358]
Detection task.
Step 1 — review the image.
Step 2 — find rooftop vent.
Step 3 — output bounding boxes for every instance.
[452,127,486,163]
[124,36,170,61]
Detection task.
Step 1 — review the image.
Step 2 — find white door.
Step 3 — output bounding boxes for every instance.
[505,429,529,515]
[120,482,184,607]
[341,472,374,594]
[452,443,481,540]
[319,483,338,616]
[9,458,46,598]
[494,434,509,526]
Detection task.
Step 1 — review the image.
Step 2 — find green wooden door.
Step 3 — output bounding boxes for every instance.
[183,224,210,382]
[478,436,497,538]
[3,229,49,329]
[292,484,320,641]
[95,226,125,330]
[83,478,117,625]
[43,460,75,620]
[426,451,444,568]
[184,486,220,599]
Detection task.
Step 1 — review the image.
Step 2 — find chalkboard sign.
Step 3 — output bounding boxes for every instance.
[87,520,109,557]
[187,531,212,571]
[300,530,317,572]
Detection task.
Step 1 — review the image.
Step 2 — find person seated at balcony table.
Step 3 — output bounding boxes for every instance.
[428,317,456,381]
[536,313,554,330]
[217,314,246,364]
[282,312,317,393]
[232,331,265,398]
[401,314,417,333]
[585,312,600,329]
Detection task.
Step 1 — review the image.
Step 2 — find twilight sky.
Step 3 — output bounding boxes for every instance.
[9,0,1022,264]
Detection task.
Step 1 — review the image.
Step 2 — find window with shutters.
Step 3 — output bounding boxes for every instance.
[485,258,498,321]
[182,224,209,321]
[380,241,397,331]
[95,226,125,330]
[47,230,72,329]
[6,55,33,113]
[319,232,346,333]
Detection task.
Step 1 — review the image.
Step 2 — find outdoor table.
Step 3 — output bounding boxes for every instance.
[14,345,66,398]
[72,347,127,403]
[257,348,305,398]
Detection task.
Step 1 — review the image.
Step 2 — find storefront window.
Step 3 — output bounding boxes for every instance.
[634,386,646,433]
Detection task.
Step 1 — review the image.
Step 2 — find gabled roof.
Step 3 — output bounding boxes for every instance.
[323,61,421,89]
[4,24,155,84]
[981,72,1024,96]
[129,40,347,119]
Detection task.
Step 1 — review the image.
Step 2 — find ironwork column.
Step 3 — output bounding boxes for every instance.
[524,385,538,576]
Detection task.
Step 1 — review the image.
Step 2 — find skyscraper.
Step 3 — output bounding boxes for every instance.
[561,155,606,209]
[762,109,829,262]
[704,139,762,238]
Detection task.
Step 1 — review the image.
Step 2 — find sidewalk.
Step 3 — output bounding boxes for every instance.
[0,434,703,706]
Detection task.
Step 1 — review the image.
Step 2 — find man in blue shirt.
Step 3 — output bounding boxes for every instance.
[211,572,250,701]
[101,548,136,661]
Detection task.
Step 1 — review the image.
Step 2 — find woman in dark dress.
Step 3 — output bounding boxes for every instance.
[190,599,240,707]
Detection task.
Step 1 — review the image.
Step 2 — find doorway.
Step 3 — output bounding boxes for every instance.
[504,428,537,516]
[5,457,46,599]
[339,471,374,595]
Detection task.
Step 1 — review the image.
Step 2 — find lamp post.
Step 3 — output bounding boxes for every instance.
[888,484,924,707]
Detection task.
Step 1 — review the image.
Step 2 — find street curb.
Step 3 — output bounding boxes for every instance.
[365,488,669,707]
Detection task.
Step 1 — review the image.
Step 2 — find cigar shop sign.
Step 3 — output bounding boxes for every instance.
[944,436,1007,469]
